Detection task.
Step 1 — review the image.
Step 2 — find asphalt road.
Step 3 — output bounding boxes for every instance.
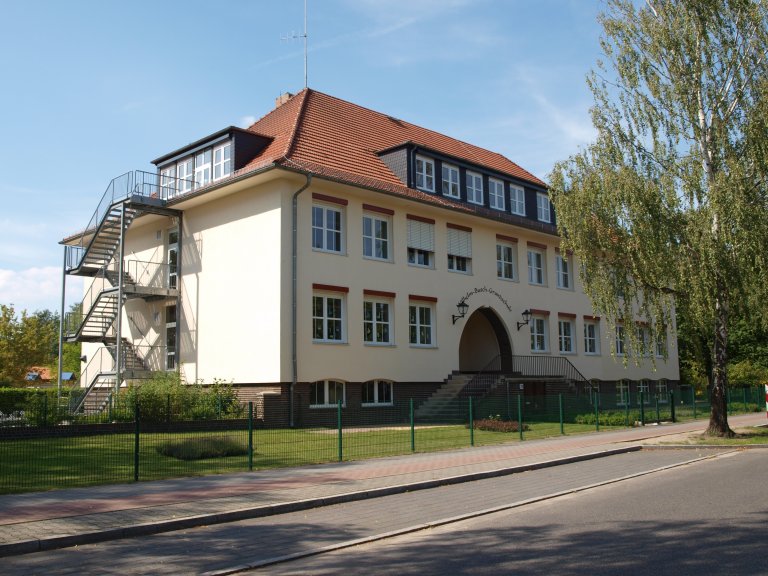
[4,448,765,575]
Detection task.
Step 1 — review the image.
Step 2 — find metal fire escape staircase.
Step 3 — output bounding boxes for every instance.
[62,171,186,414]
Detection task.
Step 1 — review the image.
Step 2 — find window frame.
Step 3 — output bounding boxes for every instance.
[556,253,572,289]
[657,379,669,403]
[496,241,517,281]
[312,203,345,254]
[441,163,460,198]
[584,321,600,355]
[362,212,391,261]
[617,379,630,406]
[558,318,576,355]
[312,293,346,343]
[527,248,546,286]
[536,192,551,223]
[415,155,435,192]
[310,380,346,408]
[212,141,232,181]
[530,316,548,353]
[510,184,525,216]
[409,302,435,347]
[362,380,394,406]
[615,325,626,356]
[489,178,505,211]
[466,171,483,205]
[407,217,435,269]
[363,298,393,346]
[638,379,651,404]
[194,149,212,189]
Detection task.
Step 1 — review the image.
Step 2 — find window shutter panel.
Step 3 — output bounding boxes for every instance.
[447,228,472,257]
[407,220,434,251]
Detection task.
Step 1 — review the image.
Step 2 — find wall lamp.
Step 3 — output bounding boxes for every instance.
[452,299,469,324]
[516,309,532,331]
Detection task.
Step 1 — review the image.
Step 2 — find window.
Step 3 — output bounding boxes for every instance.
[442,164,460,198]
[363,214,390,261]
[638,379,650,404]
[311,380,345,408]
[409,303,434,346]
[415,155,435,192]
[313,294,345,342]
[657,379,668,403]
[466,171,483,205]
[584,321,600,355]
[537,192,551,222]
[637,326,651,356]
[527,249,545,285]
[556,253,571,289]
[363,300,392,345]
[510,184,525,216]
[558,319,575,354]
[177,158,194,194]
[615,325,626,356]
[160,165,176,198]
[447,226,472,274]
[194,149,212,189]
[589,380,600,406]
[312,204,343,253]
[489,178,505,210]
[213,141,232,180]
[362,380,394,406]
[407,217,434,268]
[530,316,548,352]
[165,304,176,371]
[496,242,517,280]
[617,379,630,406]
[655,331,666,358]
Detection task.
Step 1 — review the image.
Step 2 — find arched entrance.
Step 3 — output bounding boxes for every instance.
[458,307,513,372]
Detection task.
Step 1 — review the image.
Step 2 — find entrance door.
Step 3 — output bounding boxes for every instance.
[458,308,513,372]
[167,228,178,290]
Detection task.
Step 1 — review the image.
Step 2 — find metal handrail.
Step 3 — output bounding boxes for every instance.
[72,347,117,414]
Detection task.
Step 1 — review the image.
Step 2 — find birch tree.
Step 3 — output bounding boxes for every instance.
[549,0,768,436]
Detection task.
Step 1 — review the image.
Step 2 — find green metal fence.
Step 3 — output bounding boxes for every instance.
[0,386,763,494]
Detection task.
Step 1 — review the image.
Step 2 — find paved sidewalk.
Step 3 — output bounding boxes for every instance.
[0,413,763,558]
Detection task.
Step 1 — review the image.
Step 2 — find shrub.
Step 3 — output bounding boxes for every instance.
[470,418,530,433]
[156,437,248,460]
[574,410,642,426]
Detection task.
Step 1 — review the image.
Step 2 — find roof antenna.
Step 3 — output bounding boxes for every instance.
[281,0,308,89]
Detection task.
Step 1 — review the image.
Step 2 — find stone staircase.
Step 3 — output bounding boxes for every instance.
[414,373,473,420]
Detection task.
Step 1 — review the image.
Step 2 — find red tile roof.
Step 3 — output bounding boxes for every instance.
[240,89,546,197]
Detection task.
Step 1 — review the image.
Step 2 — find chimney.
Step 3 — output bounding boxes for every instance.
[275,92,294,108]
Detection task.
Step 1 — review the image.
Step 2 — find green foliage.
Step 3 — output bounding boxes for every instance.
[155,437,248,460]
[0,388,74,426]
[118,373,244,423]
[575,410,641,427]
[728,360,768,387]
[0,305,60,385]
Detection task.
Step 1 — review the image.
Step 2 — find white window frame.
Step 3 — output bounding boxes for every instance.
[409,303,435,347]
[537,192,551,223]
[415,155,435,192]
[407,218,435,269]
[615,325,626,356]
[558,319,576,354]
[556,253,572,289]
[160,165,177,198]
[312,293,345,343]
[310,380,346,408]
[489,178,505,211]
[213,141,232,181]
[637,326,651,356]
[496,242,517,281]
[530,316,548,352]
[657,379,668,403]
[584,321,600,355]
[441,163,460,198]
[510,184,525,216]
[312,204,344,254]
[362,213,390,261]
[363,299,392,345]
[177,158,194,194]
[362,380,394,406]
[447,227,472,275]
[194,149,212,189]
[466,171,483,205]
[617,379,630,406]
[527,248,546,285]
[638,379,651,404]
[655,332,666,358]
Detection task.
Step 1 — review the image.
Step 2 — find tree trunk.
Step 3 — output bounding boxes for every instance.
[706,298,734,437]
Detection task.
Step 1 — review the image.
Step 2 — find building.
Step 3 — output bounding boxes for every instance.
[60,89,679,422]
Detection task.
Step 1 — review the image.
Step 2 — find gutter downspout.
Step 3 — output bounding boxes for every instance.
[291,173,312,427]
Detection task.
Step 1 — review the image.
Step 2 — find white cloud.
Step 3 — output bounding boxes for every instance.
[0,267,82,313]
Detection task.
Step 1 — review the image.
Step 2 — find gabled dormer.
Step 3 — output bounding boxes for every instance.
[152,127,272,197]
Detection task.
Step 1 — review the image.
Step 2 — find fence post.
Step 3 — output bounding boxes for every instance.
[134,402,140,482]
[595,395,600,432]
[506,381,511,420]
[337,399,343,462]
[655,394,660,425]
[248,401,253,472]
[743,387,748,412]
[517,394,524,441]
[559,394,564,435]
[624,397,629,427]
[640,391,645,425]
[410,398,415,452]
[469,397,474,447]
[691,386,696,419]
[670,391,675,423]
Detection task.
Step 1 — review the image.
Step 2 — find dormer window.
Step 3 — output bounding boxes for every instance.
[510,184,525,216]
[537,192,551,223]
[466,171,483,205]
[441,163,459,198]
[195,150,212,188]
[415,155,435,192]
[213,141,232,180]
[489,178,505,211]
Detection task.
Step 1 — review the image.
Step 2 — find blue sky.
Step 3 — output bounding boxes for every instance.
[0,0,603,314]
